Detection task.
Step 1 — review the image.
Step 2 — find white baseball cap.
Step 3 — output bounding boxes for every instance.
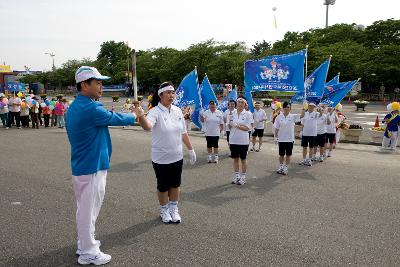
[75,66,110,83]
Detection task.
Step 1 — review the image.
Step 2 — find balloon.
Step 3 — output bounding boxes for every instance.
[32,100,36,105]
[17,92,23,97]
[45,100,50,105]
[387,103,393,112]
[391,102,400,111]
[50,100,56,106]
[49,105,55,111]
[25,96,31,103]
[40,103,47,108]
[276,102,282,109]
[303,102,309,110]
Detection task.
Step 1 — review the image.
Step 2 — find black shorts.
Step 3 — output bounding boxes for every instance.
[301,136,316,148]
[252,128,264,137]
[315,134,326,147]
[326,133,336,144]
[230,144,249,160]
[226,131,230,142]
[206,136,219,148]
[279,142,294,156]
[152,159,183,192]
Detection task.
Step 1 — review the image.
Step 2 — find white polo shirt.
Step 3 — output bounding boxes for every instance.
[8,97,22,112]
[146,103,187,164]
[253,108,267,129]
[316,113,328,135]
[326,111,337,134]
[224,108,236,132]
[301,111,318,137]
[274,113,301,142]
[229,109,253,145]
[203,109,223,136]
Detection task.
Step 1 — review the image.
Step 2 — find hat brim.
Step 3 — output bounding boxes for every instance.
[94,75,111,81]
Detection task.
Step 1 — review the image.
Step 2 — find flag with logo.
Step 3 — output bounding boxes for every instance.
[174,69,199,108]
[320,80,358,107]
[199,75,218,110]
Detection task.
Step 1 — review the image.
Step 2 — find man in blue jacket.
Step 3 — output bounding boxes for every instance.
[66,66,144,265]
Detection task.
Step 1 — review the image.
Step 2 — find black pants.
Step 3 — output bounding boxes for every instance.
[8,112,21,128]
[20,116,30,127]
[43,114,50,127]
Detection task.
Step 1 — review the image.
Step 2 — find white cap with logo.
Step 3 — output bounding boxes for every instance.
[75,66,110,83]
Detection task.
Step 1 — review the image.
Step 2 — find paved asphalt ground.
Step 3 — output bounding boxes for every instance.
[1,121,400,267]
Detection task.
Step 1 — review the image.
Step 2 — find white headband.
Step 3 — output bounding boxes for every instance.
[237,97,247,104]
[158,85,175,95]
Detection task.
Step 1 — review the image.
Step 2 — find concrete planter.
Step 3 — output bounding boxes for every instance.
[342,129,363,143]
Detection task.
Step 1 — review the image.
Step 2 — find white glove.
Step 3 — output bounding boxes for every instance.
[274,137,279,145]
[188,150,196,165]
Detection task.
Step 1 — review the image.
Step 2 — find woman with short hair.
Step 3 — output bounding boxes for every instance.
[201,100,224,163]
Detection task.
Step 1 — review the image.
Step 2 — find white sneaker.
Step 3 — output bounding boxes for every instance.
[282,165,288,175]
[327,151,332,157]
[231,173,240,184]
[213,155,219,163]
[169,205,181,224]
[305,159,313,166]
[207,155,212,163]
[276,165,284,174]
[250,147,255,152]
[78,252,111,266]
[319,155,324,162]
[298,159,306,165]
[311,156,317,161]
[237,174,246,185]
[160,207,172,224]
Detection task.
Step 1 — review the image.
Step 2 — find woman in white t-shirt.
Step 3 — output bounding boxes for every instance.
[325,106,338,157]
[136,82,197,224]
[299,102,318,167]
[228,97,253,185]
[201,101,224,163]
[313,106,328,162]
[274,102,300,175]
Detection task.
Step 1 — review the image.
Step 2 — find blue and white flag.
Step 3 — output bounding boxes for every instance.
[199,75,218,110]
[244,49,306,93]
[320,80,358,107]
[228,88,238,101]
[291,59,330,103]
[218,88,238,112]
[245,89,254,113]
[174,69,200,108]
[326,73,340,86]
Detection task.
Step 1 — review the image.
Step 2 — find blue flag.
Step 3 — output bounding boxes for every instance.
[218,88,238,112]
[174,69,199,108]
[199,75,218,110]
[326,73,340,86]
[320,80,358,107]
[191,106,202,129]
[245,49,306,93]
[291,59,330,104]
[228,88,238,101]
[245,89,254,113]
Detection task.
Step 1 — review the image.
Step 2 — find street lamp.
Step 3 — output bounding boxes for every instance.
[45,52,56,71]
[323,0,336,28]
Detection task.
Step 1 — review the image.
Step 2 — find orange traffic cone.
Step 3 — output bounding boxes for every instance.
[374,115,379,127]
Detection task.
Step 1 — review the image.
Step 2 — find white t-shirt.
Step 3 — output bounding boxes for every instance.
[301,111,318,136]
[146,103,187,164]
[316,113,327,135]
[8,97,22,112]
[274,113,301,142]
[326,111,337,134]
[203,109,223,136]
[228,109,253,145]
[253,108,267,129]
[224,108,236,132]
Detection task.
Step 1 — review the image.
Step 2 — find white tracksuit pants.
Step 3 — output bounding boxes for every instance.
[72,170,107,255]
[382,131,399,150]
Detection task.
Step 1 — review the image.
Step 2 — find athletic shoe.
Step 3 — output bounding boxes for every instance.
[231,173,240,184]
[298,159,306,165]
[5,127,9,129]
[213,155,219,163]
[18,127,21,129]
[160,207,172,224]
[207,155,212,163]
[305,159,313,166]
[282,165,288,175]
[169,205,181,224]
[319,156,324,162]
[78,252,111,266]
[276,165,284,174]
[311,156,317,161]
[255,147,261,152]
[250,147,255,152]
[327,151,332,157]
[237,174,246,185]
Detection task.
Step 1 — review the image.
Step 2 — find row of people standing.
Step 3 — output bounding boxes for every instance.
[0,92,69,129]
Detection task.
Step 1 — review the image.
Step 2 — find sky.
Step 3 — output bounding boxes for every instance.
[0,0,398,71]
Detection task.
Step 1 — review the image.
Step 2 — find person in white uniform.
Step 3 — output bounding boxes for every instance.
[274,102,301,175]
[313,105,328,162]
[325,106,338,157]
[228,97,253,185]
[223,100,237,144]
[201,101,224,163]
[251,101,267,152]
[299,102,318,166]
[136,82,197,224]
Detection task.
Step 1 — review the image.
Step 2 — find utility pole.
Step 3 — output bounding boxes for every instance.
[45,52,55,71]
[131,49,138,101]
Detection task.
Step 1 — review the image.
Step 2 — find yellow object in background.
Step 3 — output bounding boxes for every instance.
[391,102,400,111]
[275,102,281,109]
[0,65,12,73]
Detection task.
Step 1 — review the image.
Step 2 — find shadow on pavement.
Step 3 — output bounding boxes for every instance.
[1,218,160,267]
